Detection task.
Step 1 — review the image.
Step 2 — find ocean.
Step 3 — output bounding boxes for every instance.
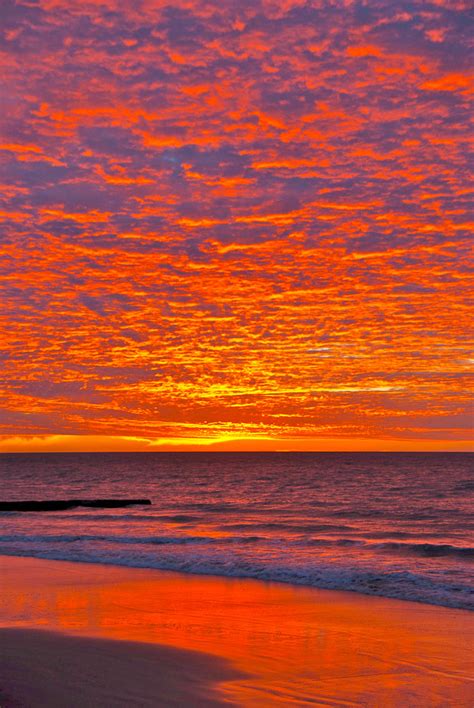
[0,452,472,610]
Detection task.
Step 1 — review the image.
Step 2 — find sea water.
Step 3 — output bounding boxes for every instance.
[0,452,472,610]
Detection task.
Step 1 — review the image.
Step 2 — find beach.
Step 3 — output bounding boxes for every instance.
[1,555,472,706]
[0,628,240,707]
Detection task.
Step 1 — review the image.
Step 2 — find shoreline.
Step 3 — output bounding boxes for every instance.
[0,548,470,611]
[1,554,473,706]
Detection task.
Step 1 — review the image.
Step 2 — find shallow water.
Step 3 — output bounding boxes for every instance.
[0,452,472,609]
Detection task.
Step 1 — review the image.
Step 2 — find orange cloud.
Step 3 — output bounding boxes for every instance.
[0,0,472,451]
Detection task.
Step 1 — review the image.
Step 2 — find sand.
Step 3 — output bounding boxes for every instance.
[0,555,473,706]
[0,628,241,707]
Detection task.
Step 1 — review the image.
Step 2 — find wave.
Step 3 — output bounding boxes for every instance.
[374,541,474,559]
[44,513,202,523]
[301,538,474,558]
[222,522,354,533]
[452,480,474,493]
[0,533,262,546]
[176,502,248,513]
[0,546,471,611]
[0,512,158,522]
[0,533,472,559]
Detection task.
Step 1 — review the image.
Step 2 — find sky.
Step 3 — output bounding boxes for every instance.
[1,0,473,453]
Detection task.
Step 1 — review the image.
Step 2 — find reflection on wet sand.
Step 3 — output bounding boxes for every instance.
[1,556,472,706]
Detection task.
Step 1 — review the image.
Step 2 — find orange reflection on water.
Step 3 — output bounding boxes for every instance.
[1,556,472,706]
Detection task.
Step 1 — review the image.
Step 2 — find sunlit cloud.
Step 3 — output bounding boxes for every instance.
[1,0,472,451]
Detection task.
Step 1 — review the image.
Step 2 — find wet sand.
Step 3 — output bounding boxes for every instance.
[0,628,241,707]
[0,555,473,706]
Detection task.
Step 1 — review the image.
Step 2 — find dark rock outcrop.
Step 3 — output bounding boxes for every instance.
[0,499,152,512]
